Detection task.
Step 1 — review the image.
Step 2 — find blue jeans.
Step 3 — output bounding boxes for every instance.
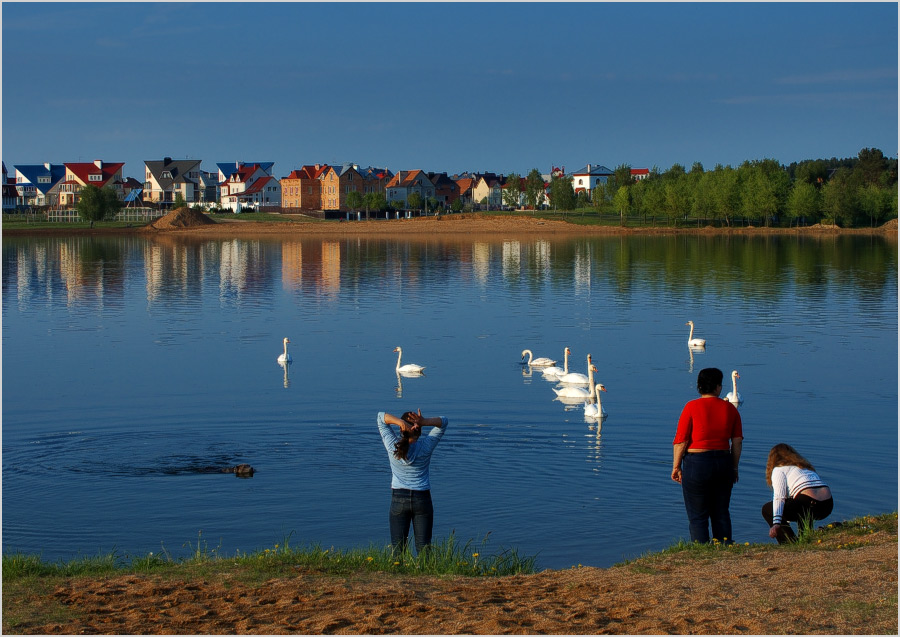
[681,451,734,544]
[389,489,433,554]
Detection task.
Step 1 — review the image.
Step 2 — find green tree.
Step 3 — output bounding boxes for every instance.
[691,172,717,225]
[857,183,889,227]
[785,181,820,227]
[76,185,123,228]
[613,186,631,225]
[407,192,422,211]
[345,190,364,213]
[821,168,855,226]
[364,192,388,217]
[503,173,522,209]
[711,166,742,226]
[664,180,690,225]
[613,164,634,188]
[524,169,545,211]
[549,175,575,211]
[450,197,464,213]
[173,192,186,209]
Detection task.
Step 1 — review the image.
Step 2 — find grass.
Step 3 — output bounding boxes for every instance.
[2,531,536,582]
[614,512,897,569]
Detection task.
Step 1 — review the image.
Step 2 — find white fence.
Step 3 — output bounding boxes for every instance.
[42,207,164,223]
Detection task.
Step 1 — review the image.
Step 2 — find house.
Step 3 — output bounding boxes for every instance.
[570,164,613,195]
[281,164,329,211]
[427,172,460,208]
[453,176,476,207]
[58,160,126,207]
[217,161,274,184]
[143,157,203,207]
[472,173,504,208]
[2,162,20,211]
[219,163,277,212]
[385,170,435,208]
[236,174,281,211]
[631,168,650,181]
[358,166,394,196]
[321,164,366,212]
[13,162,67,207]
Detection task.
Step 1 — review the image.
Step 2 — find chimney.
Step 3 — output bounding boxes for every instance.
[163,157,172,165]
[94,159,103,169]
[44,162,51,170]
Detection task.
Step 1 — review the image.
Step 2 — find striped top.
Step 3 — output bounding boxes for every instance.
[771,465,828,524]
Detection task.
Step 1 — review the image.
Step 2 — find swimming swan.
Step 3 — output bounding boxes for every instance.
[686,321,706,348]
[277,337,292,364]
[521,349,557,368]
[583,383,608,419]
[541,347,570,378]
[553,365,598,398]
[557,353,594,386]
[394,347,425,374]
[724,370,743,406]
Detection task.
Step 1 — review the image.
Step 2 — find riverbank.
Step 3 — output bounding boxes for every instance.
[3,212,898,239]
[3,514,896,634]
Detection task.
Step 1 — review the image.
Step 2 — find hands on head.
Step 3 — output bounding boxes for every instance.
[401,409,424,437]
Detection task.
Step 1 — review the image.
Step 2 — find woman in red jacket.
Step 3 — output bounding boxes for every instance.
[672,368,743,544]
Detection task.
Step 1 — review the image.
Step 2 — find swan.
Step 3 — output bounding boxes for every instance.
[557,353,594,386]
[394,347,425,374]
[553,365,598,399]
[277,337,292,364]
[724,370,743,406]
[686,321,706,348]
[521,349,557,368]
[541,347,570,378]
[583,383,608,419]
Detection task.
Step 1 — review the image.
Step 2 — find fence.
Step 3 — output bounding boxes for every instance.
[40,207,164,223]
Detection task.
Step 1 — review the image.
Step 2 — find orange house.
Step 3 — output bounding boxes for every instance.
[321,164,363,211]
[281,164,329,211]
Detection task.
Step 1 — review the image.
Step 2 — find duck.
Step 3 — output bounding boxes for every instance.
[557,353,594,386]
[394,347,425,374]
[277,337,292,364]
[541,347,570,378]
[724,370,743,406]
[686,321,706,348]
[553,365,598,399]
[583,383,608,419]
[521,349,557,368]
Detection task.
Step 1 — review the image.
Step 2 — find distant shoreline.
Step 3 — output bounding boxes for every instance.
[4,213,898,239]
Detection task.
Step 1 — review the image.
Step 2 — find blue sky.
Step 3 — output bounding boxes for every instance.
[2,2,897,180]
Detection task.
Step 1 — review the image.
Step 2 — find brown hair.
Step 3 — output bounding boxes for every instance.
[765,443,816,486]
[392,412,419,460]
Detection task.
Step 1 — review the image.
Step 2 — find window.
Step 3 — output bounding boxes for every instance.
[162,171,172,179]
[38,176,50,184]
[89,174,102,182]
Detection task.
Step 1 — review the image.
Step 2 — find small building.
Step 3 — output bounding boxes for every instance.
[281,164,329,211]
[385,170,435,208]
[570,164,614,195]
[631,168,650,181]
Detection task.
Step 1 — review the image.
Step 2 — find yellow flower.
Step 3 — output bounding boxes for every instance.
[393,561,400,566]
[366,556,374,562]
[472,553,480,558]
[744,542,750,546]
[817,539,822,544]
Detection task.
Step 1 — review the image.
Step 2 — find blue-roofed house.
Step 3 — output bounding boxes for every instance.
[13,162,67,207]
[217,161,274,184]
[570,164,614,195]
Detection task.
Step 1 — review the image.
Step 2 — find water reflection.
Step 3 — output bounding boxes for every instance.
[3,234,896,310]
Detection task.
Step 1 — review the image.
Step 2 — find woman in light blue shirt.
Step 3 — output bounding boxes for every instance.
[377,410,448,555]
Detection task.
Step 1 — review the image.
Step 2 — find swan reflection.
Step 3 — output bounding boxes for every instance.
[395,370,425,398]
[278,360,290,388]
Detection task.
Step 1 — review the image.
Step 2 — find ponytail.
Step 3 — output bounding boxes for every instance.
[392,413,418,460]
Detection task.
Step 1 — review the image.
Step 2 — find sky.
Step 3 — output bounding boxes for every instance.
[2,2,897,181]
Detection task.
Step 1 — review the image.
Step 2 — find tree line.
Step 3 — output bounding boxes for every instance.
[517,148,898,228]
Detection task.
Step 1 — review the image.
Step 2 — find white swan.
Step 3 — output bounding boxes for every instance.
[277,337,292,364]
[521,349,557,368]
[553,364,598,399]
[724,370,743,406]
[557,353,594,386]
[394,347,425,374]
[686,321,706,348]
[541,347,570,378]
[583,383,608,419]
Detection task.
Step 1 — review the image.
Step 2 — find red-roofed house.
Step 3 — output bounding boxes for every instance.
[281,164,329,211]
[385,170,434,208]
[321,164,364,212]
[58,160,126,206]
[454,177,475,207]
[631,168,650,181]
[220,163,279,212]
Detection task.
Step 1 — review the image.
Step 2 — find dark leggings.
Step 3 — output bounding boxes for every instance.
[762,494,834,543]
[389,488,433,555]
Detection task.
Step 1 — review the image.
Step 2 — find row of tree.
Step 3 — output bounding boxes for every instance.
[513,148,898,228]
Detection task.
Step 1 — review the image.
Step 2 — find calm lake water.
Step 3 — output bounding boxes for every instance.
[2,232,897,569]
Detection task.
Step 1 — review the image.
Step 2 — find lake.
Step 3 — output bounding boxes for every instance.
[2,231,897,570]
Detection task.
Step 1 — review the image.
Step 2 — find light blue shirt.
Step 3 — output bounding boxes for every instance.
[377,411,448,490]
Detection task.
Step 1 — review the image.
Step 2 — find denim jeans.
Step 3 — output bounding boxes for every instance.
[389,489,433,554]
[762,494,834,543]
[681,451,734,544]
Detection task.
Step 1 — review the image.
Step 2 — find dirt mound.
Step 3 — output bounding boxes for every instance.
[142,207,216,231]
[881,218,898,231]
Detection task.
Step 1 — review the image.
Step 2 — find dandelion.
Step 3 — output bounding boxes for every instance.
[817,539,822,544]
[472,552,479,558]
[394,561,400,566]
[744,542,750,546]
[366,557,374,562]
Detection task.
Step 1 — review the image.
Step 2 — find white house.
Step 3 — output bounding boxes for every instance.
[569,164,614,195]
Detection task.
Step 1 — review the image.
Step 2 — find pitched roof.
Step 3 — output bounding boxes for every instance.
[65,161,125,187]
[13,163,67,194]
[454,177,475,193]
[239,175,276,196]
[386,169,427,188]
[571,164,613,176]
[217,161,274,180]
[631,168,650,176]
[144,158,201,189]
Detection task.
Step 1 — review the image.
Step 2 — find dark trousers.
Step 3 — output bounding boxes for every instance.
[389,488,433,555]
[762,494,834,543]
[681,451,734,544]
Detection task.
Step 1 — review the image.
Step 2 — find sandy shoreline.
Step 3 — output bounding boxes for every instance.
[4,213,898,240]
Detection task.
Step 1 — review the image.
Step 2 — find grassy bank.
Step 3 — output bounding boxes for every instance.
[3,513,895,634]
